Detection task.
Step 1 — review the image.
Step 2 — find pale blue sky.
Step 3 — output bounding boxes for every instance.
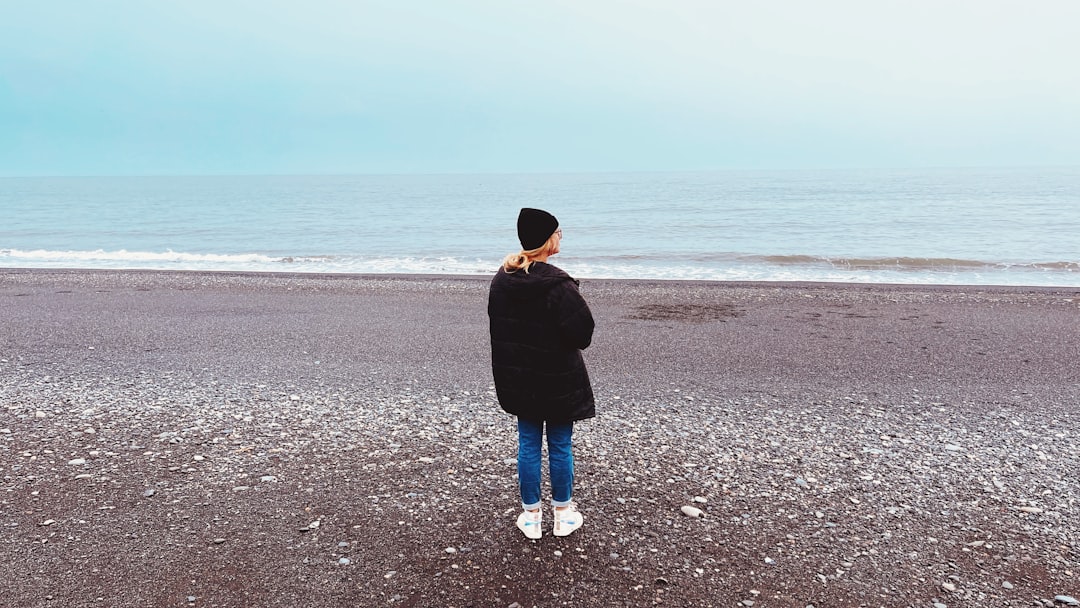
[2,0,1078,176]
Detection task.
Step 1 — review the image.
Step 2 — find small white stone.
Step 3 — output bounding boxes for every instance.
[680,505,704,518]
[289,395,301,401]
[942,582,957,592]
[41,519,56,526]
[693,496,708,504]
[260,475,277,483]
[307,520,320,529]
[1018,506,1043,514]
[68,458,86,466]
[444,547,457,554]
[554,550,563,557]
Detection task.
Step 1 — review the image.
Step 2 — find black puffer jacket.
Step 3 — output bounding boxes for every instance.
[488,262,595,423]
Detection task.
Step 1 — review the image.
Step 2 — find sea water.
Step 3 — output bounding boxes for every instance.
[2,167,1078,286]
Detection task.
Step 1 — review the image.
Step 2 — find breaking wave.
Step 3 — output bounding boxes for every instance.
[1,248,282,265]
[0,248,496,275]
[2,248,1078,286]
[750,255,1080,273]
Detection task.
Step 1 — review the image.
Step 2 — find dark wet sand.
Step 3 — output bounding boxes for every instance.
[2,269,1078,607]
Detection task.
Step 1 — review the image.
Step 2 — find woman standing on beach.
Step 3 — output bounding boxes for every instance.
[488,208,596,539]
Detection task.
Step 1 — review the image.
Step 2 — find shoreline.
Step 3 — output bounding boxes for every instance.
[2,268,1077,607]
[4,265,1080,294]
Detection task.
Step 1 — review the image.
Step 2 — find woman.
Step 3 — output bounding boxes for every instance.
[488,208,596,539]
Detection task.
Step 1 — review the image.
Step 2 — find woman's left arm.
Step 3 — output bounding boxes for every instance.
[553,281,595,350]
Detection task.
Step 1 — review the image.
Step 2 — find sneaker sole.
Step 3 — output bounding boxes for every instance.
[518,527,542,539]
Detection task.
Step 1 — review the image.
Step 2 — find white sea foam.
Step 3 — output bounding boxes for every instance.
[0,248,499,275]
[3,247,1077,286]
[1,248,280,265]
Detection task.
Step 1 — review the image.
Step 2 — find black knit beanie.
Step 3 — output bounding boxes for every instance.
[517,208,559,250]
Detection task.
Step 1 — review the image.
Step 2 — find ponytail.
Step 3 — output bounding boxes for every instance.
[502,251,534,273]
[502,232,559,273]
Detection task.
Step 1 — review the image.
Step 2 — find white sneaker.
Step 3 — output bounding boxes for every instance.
[552,505,583,537]
[516,509,542,539]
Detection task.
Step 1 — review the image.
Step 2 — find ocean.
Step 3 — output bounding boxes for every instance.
[2,167,1078,286]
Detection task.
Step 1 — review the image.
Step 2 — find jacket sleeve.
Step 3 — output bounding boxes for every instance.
[552,280,595,350]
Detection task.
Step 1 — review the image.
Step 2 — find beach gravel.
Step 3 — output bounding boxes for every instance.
[1,269,1078,607]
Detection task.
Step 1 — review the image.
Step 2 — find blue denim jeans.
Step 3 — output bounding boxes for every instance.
[517,418,574,510]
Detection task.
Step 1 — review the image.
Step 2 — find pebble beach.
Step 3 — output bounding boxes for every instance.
[2,269,1078,608]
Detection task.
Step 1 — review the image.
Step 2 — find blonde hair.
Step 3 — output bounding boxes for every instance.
[502,232,559,274]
